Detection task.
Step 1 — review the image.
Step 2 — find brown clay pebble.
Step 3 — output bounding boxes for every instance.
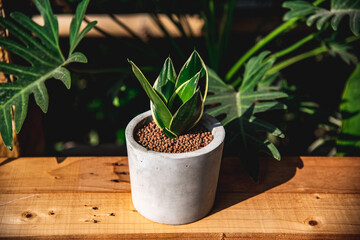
[135,121,214,153]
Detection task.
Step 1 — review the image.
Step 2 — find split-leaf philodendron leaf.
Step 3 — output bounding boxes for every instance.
[283,0,360,36]
[337,63,360,155]
[0,0,97,150]
[205,51,288,164]
[128,50,208,138]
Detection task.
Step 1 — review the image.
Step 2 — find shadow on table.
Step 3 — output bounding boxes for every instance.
[209,156,303,216]
[0,158,18,166]
[0,157,68,166]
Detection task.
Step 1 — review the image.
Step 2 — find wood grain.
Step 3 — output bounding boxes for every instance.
[1,157,359,194]
[0,157,359,239]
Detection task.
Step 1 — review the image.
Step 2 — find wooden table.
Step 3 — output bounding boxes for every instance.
[0,156,359,239]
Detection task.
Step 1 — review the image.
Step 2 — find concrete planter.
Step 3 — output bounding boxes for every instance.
[125,110,225,225]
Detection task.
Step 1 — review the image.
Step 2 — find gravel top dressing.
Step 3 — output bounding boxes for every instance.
[135,121,214,153]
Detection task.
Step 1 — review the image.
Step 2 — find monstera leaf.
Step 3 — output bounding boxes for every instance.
[0,0,97,150]
[205,51,287,180]
[328,41,358,65]
[337,63,360,155]
[283,0,360,35]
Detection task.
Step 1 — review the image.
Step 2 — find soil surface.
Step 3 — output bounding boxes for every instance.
[135,121,213,153]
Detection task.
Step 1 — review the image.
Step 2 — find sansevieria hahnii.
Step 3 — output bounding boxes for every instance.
[128,50,208,138]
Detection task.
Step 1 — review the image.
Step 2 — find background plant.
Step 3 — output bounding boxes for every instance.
[0,0,96,150]
[202,0,359,179]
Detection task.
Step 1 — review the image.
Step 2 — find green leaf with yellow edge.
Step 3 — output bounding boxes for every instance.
[176,50,208,101]
[128,59,173,129]
[168,71,200,114]
[153,57,176,103]
[163,127,178,139]
[170,89,203,136]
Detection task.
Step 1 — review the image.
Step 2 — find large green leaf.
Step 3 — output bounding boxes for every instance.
[176,50,208,101]
[337,63,360,155]
[168,71,200,114]
[170,89,203,136]
[205,52,288,162]
[153,57,176,103]
[128,60,173,130]
[328,41,358,65]
[0,0,96,150]
[69,0,97,56]
[283,0,360,35]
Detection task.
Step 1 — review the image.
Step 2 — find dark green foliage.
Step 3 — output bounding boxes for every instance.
[0,0,96,150]
[283,0,360,35]
[205,51,288,180]
[337,64,360,155]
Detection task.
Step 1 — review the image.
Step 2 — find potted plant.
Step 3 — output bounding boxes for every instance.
[126,50,225,225]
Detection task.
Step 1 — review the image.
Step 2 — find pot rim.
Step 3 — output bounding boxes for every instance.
[125,110,225,158]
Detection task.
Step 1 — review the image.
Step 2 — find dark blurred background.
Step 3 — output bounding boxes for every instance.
[3,0,358,157]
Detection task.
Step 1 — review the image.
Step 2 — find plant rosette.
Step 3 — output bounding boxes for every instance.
[126,51,225,224]
[125,110,225,225]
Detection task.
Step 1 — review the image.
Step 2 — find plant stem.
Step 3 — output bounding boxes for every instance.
[267,32,318,60]
[266,45,328,75]
[225,18,299,82]
[225,0,326,82]
[216,0,236,72]
[264,34,359,76]
[231,76,242,88]
[206,0,217,70]
[345,35,360,44]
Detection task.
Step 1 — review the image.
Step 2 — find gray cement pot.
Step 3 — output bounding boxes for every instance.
[125,110,225,225]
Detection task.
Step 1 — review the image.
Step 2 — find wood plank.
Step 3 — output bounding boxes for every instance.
[218,156,360,194]
[0,157,359,239]
[0,157,359,194]
[0,157,130,193]
[0,192,359,238]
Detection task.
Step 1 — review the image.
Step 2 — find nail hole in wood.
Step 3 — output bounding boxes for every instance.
[92,206,98,210]
[22,211,37,220]
[48,210,55,215]
[308,220,318,226]
[111,179,120,183]
[110,213,115,216]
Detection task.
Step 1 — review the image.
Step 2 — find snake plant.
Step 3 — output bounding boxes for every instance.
[128,50,208,138]
[0,0,96,150]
